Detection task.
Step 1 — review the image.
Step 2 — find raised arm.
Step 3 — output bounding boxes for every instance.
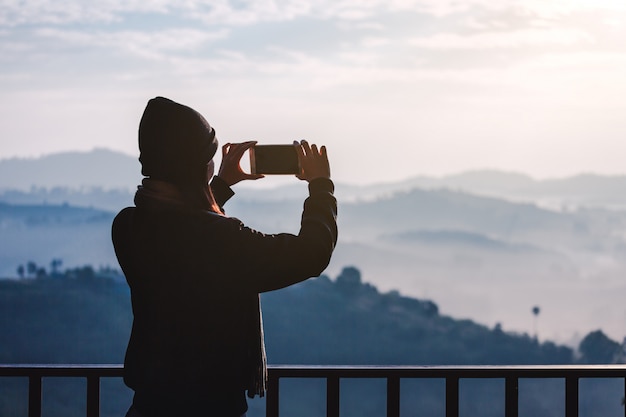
[212,140,337,293]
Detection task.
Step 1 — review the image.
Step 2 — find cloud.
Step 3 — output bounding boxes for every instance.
[409,28,594,49]
[0,1,623,95]
[0,0,313,27]
[35,27,229,52]
[2,0,619,28]
[0,0,167,26]
[520,0,626,18]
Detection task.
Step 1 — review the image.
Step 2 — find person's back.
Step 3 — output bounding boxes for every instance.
[112,97,337,417]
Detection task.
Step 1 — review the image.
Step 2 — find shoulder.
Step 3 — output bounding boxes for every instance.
[112,207,135,231]
[112,207,136,244]
[113,207,135,222]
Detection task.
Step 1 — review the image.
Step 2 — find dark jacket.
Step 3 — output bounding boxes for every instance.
[111,177,337,416]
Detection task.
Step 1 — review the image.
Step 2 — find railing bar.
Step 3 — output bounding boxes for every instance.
[266,374,280,417]
[446,376,459,417]
[387,376,400,417]
[565,376,579,417]
[264,365,626,380]
[327,375,340,417]
[28,375,42,417]
[505,376,518,417]
[86,376,101,417]
[5,364,626,378]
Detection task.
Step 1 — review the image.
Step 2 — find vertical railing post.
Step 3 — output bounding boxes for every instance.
[86,375,101,417]
[505,376,518,417]
[446,376,459,417]
[565,376,579,417]
[266,372,280,417]
[386,376,400,417]
[28,375,42,417]
[327,375,340,417]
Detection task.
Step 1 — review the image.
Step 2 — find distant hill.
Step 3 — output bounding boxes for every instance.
[0,186,135,211]
[3,149,626,209]
[400,170,626,210]
[0,148,141,191]
[3,178,626,344]
[0,267,575,366]
[0,202,117,277]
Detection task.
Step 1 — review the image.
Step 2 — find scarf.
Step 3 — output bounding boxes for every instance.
[134,178,187,209]
[134,179,268,398]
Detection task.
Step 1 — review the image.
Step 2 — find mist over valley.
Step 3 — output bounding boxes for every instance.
[1,149,626,344]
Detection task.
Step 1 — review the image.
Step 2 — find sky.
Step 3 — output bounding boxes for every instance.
[1,0,625,185]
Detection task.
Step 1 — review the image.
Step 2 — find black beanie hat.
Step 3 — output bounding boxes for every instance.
[138,97,218,183]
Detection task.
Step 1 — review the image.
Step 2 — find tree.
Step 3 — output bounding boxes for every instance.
[26,261,37,278]
[75,265,96,282]
[579,330,620,364]
[16,265,24,279]
[336,266,362,294]
[532,306,540,340]
[50,259,63,276]
[613,337,626,364]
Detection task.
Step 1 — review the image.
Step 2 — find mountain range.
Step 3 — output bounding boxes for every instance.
[3,149,626,209]
[1,149,626,345]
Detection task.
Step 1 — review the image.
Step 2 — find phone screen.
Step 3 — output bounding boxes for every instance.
[250,145,300,175]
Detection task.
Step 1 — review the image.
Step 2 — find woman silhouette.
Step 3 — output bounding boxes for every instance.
[112,97,338,417]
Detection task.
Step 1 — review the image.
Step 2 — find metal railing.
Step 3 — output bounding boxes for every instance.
[0,364,123,417]
[1,364,625,417]
[266,365,626,417]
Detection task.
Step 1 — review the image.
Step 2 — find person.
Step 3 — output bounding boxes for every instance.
[111,96,338,417]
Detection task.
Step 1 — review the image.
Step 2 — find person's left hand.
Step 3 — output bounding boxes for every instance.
[217,141,264,186]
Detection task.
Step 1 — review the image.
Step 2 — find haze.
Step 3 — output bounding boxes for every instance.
[1,0,625,184]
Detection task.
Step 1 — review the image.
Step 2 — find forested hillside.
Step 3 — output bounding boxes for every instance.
[1,266,622,416]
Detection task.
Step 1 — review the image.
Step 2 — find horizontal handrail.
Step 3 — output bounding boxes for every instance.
[267,364,626,378]
[0,363,124,377]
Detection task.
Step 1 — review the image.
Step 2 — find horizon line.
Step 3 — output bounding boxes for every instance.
[2,147,626,184]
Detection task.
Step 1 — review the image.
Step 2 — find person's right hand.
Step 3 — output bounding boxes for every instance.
[217,141,264,186]
[293,140,330,182]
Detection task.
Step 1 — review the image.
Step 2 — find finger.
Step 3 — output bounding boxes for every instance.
[293,140,305,160]
[311,144,319,156]
[233,140,256,150]
[229,142,254,159]
[222,143,231,157]
[300,140,311,156]
[238,140,258,154]
[320,146,328,163]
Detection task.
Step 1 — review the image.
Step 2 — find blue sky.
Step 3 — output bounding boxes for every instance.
[1,0,625,184]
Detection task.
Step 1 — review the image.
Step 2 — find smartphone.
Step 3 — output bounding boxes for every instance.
[250,144,300,175]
